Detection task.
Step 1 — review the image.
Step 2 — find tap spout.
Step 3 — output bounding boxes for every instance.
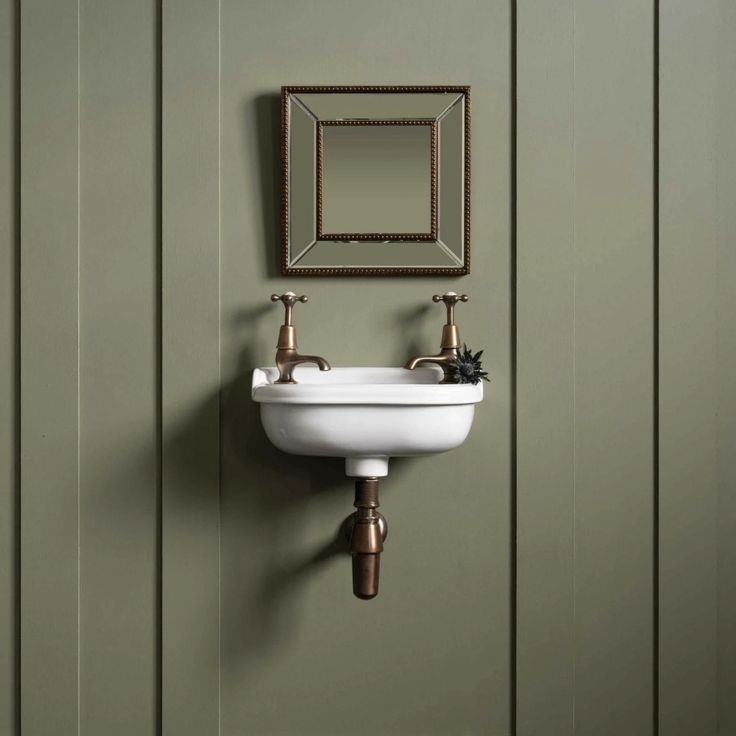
[294,354,331,372]
[403,349,457,381]
[274,349,331,384]
[403,352,455,371]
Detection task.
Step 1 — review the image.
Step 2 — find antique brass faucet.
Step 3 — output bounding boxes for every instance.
[404,292,469,382]
[271,292,331,383]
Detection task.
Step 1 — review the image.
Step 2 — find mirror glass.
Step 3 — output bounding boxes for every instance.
[320,123,434,237]
[282,86,470,276]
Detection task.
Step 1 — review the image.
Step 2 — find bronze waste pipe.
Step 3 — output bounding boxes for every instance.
[345,477,388,599]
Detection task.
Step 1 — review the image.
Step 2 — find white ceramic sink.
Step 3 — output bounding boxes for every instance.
[251,366,483,477]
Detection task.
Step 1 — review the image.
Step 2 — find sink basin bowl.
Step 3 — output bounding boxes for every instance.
[251,366,483,477]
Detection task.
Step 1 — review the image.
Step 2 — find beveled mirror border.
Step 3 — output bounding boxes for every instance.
[281,85,471,277]
[316,120,438,242]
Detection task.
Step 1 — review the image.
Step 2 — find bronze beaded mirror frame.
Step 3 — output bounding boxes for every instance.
[281,85,471,276]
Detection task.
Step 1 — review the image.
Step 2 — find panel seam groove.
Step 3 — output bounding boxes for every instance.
[13,0,21,731]
[75,0,82,731]
[217,1,223,733]
[571,0,577,730]
[653,1,660,733]
[155,0,163,733]
[509,1,518,734]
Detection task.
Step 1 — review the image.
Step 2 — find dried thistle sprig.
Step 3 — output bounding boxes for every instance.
[446,344,489,385]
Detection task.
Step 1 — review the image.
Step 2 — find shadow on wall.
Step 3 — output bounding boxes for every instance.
[220,347,350,667]
[162,306,349,673]
[390,301,433,361]
[251,93,282,278]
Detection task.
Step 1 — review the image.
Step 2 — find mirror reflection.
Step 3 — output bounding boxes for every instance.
[318,122,435,238]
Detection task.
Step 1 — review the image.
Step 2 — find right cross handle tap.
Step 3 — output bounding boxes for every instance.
[403,291,470,380]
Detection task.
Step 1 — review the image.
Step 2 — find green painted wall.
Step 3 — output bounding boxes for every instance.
[1,1,735,734]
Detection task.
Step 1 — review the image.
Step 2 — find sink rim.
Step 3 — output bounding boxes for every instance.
[251,366,483,406]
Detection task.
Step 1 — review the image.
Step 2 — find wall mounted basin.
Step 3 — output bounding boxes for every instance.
[251,365,483,478]
[252,293,486,600]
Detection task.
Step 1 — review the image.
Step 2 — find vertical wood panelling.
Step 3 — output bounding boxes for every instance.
[659,2,719,734]
[715,5,736,732]
[78,1,159,733]
[516,2,575,733]
[573,4,654,733]
[7,1,736,734]
[0,0,17,732]
[161,1,221,733]
[517,2,655,733]
[20,1,81,732]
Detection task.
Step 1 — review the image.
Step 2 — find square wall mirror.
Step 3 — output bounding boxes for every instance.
[281,85,471,276]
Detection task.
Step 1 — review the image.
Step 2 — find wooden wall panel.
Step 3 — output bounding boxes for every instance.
[715,5,736,732]
[20,1,81,732]
[659,2,736,735]
[659,2,719,733]
[78,0,159,732]
[517,2,655,733]
[218,1,511,734]
[572,4,655,732]
[0,0,17,732]
[161,0,221,733]
[516,2,575,732]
